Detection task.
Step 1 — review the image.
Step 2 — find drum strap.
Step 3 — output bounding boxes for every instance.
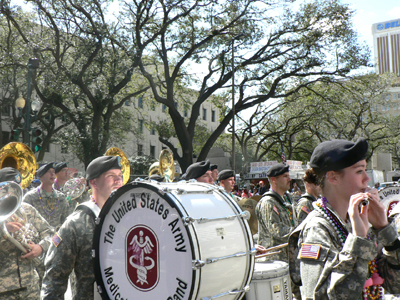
[300,193,317,202]
[75,201,101,218]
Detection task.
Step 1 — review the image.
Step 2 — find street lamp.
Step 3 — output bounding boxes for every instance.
[15,58,40,145]
[231,33,245,172]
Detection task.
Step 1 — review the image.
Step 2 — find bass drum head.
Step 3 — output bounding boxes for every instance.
[93,182,196,300]
[378,186,400,218]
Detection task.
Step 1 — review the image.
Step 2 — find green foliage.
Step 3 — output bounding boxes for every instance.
[128,155,156,177]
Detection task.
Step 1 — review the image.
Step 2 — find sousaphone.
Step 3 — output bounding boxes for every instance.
[148,149,175,182]
[104,147,130,185]
[0,142,37,189]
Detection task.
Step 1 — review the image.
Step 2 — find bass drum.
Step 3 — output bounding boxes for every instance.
[93,181,255,300]
[378,186,400,218]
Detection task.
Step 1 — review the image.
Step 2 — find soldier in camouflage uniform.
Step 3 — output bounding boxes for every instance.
[289,138,400,299]
[23,163,69,231]
[295,169,321,224]
[0,168,52,300]
[41,156,123,300]
[255,163,295,262]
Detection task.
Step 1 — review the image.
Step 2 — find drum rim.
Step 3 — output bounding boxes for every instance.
[92,181,198,300]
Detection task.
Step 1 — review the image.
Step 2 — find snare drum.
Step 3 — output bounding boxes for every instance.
[93,181,255,300]
[246,261,292,300]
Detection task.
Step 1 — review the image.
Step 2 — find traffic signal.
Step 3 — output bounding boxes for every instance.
[10,129,20,142]
[31,128,42,152]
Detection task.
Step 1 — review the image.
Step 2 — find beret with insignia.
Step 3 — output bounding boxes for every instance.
[0,167,21,184]
[37,162,55,178]
[310,138,368,172]
[86,156,121,180]
[266,163,289,177]
[185,160,210,180]
[218,169,235,181]
[55,162,68,173]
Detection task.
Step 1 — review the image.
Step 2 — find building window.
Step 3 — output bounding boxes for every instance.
[1,105,10,116]
[150,128,156,135]
[125,100,131,106]
[150,145,155,158]
[184,107,188,117]
[138,144,143,156]
[162,104,167,112]
[139,119,144,134]
[211,110,216,122]
[150,101,156,111]
[382,104,386,111]
[398,93,400,99]
[202,108,207,121]
[138,96,143,108]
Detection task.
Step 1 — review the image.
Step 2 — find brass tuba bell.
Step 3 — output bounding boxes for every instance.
[0,142,37,189]
[148,149,175,182]
[104,147,131,185]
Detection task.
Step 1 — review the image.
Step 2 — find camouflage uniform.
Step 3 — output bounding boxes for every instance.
[0,203,52,299]
[295,193,317,225]
[289,200,400,299]
[23,187,69,230]
[255,191,295,261]
[41,197,98,300]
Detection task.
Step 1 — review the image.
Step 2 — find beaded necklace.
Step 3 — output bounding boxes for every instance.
[38,186,60,219]
[315,197,383,300]
[54,179,61,191]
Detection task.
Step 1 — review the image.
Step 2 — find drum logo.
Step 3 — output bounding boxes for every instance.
[126,225,159,291]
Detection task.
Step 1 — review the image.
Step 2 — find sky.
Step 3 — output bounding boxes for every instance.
[341,0,400,55]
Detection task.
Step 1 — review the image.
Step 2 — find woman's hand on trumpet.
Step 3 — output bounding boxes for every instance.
[20,243,43,260]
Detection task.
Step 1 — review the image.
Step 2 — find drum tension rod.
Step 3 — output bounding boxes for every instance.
[182,211,250,226]
[192,247,257,270]
[201,286,250,300]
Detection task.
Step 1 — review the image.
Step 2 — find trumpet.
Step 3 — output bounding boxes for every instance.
[0,181,41,264]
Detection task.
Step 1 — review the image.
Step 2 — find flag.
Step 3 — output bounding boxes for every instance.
[281,151,286,163]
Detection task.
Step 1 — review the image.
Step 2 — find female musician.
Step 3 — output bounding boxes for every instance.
[288,138,400,299]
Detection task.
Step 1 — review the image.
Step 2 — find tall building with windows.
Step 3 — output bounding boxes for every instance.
[372,18,400,75]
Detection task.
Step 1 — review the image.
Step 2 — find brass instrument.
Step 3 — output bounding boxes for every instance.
[0,142,37,189]
[148,149,176,182]
[0,181,40,264]
[62,177,86,201]
[105,147,131,185]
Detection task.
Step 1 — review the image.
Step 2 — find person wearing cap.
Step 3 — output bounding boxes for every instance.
[41,156,123,300]
[185,160,213,184]
[23,162,69,231]
[255,163,295,262]
[295,169,321,225]
[288,138,400,299]
[218,169,240,202]
[210,164,218,183]
[0,167,52,300]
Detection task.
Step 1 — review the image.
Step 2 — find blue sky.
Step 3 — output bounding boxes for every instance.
[341,0,400,51]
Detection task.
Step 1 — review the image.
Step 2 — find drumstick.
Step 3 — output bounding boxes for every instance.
[255,243,288,259]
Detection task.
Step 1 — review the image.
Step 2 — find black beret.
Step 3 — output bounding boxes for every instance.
[266,163,289,177]
[86,156,121,180]
[0,167,21,184]
[218,169,235,181]
[55,162,68,173]
[210,164,218,171]
[310,138,368,172]
[185,160,210,180]
[37,162,56,178]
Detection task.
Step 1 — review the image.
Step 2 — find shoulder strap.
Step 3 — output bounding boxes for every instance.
[75,201,101,219]
[300,193,317,202]
[263,191,284,205]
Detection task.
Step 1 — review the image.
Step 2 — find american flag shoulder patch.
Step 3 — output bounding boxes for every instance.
[300,243,321,259]
[52,233,62,247]
[273,206,280,215]
[301,206,310,214]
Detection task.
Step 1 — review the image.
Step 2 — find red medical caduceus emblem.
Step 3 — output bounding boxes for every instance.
[126,225,159,291]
